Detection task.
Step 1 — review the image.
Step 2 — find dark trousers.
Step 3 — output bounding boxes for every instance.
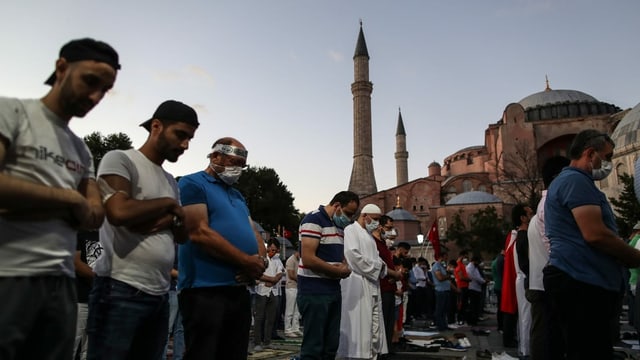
[467,289,482,325]
[544,265,618,360]
[87,277,169,360]
[179,286,251,360]
[0,276,77,360]
[381,291,396,348]
[298,292,341,360]
[502,311,518,348]
[494,289,503,331]
[434,290,450,331]
[413,287,428,318]
[526,289,564,360]
[457,287,469,323]
[254,293,279,345]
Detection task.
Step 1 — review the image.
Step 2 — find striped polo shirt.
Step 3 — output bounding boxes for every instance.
[297,205,344,295]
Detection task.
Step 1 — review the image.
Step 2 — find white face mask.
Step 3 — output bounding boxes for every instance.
[210,163,243,185]
[592,160,612,180]
[365,217,379,233]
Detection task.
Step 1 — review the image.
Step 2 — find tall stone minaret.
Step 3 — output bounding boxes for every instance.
[395,108,408,185]
[348,21,377,196]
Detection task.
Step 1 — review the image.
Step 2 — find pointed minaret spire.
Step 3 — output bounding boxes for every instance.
[545,74,551,91]
[395,107,408,185]
[348,21,377,196]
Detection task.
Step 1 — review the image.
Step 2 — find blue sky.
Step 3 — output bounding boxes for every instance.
[1,0,639,213]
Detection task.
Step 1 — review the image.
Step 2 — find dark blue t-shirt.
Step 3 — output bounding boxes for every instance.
[545,166,623,291]
[178,171,258,289]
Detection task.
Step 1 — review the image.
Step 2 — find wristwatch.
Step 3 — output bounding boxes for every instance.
[172,215,183,229]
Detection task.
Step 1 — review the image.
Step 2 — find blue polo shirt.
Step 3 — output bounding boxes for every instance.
[297,206,344,295]
[177,171,258,289]
[545,166,623,292]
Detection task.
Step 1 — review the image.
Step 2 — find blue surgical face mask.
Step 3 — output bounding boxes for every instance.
[333,210,351,228]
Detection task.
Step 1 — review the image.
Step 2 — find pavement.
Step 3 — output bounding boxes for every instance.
[249,304,640,360]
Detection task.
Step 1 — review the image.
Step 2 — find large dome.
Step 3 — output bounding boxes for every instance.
[519,89,598,110]
[386,208,417,221]
[446,191,502,205]
[611,102,640,150]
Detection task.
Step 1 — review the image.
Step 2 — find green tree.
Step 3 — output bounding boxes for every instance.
[235,166,301,243]
[468,206,505,255]
[83,131,133,171]
[445,209,472,251]
[609,173,640,239]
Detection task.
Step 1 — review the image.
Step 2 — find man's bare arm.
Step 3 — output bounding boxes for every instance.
[100,174,179,232]
[183,203,265,279]
[300,236,350,279]
[0,137,93,224]
[74,251,95,281]
[573,204,640,267]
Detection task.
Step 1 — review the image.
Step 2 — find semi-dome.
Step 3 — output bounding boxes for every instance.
[386,208,417,221]
[611,102,640,150]
[519,89,598,110]
[446,191,502,205]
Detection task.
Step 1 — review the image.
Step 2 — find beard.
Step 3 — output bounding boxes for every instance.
[58,77,95,118]
[157,130,183,163]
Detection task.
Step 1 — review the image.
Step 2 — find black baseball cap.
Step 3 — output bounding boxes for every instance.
[140,100,200,131]
[44,38,121,86]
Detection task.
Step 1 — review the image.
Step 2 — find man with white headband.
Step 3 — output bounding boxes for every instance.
[177,137,267,359]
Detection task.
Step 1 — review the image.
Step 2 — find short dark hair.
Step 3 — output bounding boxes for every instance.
[541,156,570,188]
[379,215,393,226]
[329,191,360,208]
[568,130,614,160]
[397,242,411,251]
[267,238,280,248]
[511,203,528,227]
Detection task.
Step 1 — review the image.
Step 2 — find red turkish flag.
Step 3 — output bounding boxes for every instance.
[427,220,441,258]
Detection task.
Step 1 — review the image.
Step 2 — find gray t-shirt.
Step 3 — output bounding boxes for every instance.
[93,149,178,295]
[0,98,94,277]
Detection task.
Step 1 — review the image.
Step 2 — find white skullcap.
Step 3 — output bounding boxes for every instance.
[361,204,382,215]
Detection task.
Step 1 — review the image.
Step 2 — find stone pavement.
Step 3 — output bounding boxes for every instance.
[251,306,640,360]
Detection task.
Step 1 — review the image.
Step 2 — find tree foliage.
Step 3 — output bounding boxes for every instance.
[235,166,301,242]
[445,206,505,256]
[609,173,640,239]
[83,131,133,171]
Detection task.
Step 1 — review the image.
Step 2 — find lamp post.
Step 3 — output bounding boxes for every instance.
[417,233,424,257]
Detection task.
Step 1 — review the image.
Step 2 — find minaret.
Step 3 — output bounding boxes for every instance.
[395,108,408,185]
[348,21,377,196]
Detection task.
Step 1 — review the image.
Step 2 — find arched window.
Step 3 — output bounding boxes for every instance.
[462,180,473,192]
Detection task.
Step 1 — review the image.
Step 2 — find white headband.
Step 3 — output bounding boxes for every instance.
[212,143,248,159]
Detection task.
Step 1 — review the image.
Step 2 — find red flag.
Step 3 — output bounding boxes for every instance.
[427,220,441,258]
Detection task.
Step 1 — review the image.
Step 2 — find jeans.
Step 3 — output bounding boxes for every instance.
[74,302,89,360]
[434,290,450,331]
[87,277,169,360]
[298,292,341,360]
[0,276,76,360]
[179,286,251,360]
[284,288,300,333]
[163,290,184,360]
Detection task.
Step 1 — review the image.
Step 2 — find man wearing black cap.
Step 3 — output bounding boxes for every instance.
[0,38,119,359]
[87,100,198,359]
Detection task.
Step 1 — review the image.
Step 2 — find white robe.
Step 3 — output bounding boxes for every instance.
[337,222,388,359]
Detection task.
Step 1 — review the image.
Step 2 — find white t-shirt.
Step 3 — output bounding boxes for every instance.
[0,98,94,277]
[93,149,177,295]
[256,254,284,296]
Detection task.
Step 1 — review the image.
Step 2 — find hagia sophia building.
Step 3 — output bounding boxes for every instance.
[347,24,640,254]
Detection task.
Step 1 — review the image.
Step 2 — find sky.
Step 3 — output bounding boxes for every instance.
[1,0,639,213]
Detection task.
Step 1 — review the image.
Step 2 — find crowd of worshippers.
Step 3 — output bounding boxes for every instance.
[5,36,640,360]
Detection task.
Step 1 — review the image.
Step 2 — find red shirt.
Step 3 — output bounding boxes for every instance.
[374,237,396,293]
[455,260,470,289]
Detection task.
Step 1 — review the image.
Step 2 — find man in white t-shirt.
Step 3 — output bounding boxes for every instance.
[253,239,285,351]
[87,100,198,359]
[0,38,119,360]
